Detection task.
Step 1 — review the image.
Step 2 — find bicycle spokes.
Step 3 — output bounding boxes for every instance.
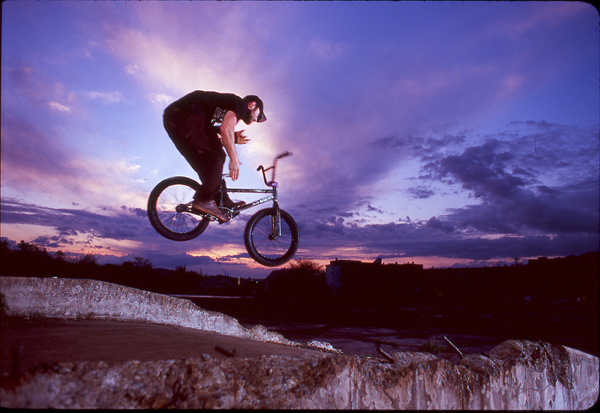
[147,177,209,241]
[255,215,290,253]
[244,208,299,266]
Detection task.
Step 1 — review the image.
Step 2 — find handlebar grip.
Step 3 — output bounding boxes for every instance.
[277,151,292,159]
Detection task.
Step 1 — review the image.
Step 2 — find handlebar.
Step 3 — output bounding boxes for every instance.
[276,151,292,159]
[257,151,292,187]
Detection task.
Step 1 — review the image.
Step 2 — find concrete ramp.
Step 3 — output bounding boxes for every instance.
[1,277,598,409]
[0,276,333,349]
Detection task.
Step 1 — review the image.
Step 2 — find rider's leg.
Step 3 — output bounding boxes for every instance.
[163,115,225,199]
[163,117,228,221]
[189,152,229,222]
[192,150,226,202]
[215,179,246,209]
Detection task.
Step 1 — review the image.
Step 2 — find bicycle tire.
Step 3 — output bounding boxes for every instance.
[244,208,299,267]
[147,176,209,241]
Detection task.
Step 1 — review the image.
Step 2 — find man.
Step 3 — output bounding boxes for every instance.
[163,90,266,222]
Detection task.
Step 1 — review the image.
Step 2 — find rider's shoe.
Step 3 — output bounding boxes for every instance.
[224,199,246,209]
[191,200,229,222]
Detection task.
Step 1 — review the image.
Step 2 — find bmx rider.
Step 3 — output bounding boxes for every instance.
[163,90,266,222]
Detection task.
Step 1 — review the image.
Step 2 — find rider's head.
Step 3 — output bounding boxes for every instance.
[243,95,266,125]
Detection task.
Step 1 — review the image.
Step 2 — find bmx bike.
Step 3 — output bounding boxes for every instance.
[147,152,299,267]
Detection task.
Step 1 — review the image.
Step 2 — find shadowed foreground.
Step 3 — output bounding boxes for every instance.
[1,277,598,409]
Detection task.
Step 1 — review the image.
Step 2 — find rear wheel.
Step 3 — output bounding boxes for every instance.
[244,208,299,267]
[147,176,209,241]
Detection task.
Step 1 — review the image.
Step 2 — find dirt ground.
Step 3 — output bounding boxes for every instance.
[0,318,325,377]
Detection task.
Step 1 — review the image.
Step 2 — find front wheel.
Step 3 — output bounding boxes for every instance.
[244,208,299,267]
[147,176,209,241]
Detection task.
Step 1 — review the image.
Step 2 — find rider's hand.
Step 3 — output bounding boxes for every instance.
[229,158,241,181]
[235,130,251,145]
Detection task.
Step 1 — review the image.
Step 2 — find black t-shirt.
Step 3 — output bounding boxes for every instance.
[167,90,251,127]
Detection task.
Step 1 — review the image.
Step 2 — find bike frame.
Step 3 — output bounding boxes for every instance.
[216,152,291,237]
[221,186,278,212]
[221,186,281,237]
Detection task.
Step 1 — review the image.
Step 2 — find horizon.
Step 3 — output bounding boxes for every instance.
[2,237,596,279]
[2,2,599,279]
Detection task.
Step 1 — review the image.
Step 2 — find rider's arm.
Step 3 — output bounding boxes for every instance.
[220,111,241,181]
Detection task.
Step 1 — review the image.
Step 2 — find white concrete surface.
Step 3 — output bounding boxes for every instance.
[0,276,305,347]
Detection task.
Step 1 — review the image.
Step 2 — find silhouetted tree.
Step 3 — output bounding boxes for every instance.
[0,239,11,255]
[54,250,66,261]
[134,256,153,270]
[266,259,332,302]
[78,252,99,265]
[289,259,324,275]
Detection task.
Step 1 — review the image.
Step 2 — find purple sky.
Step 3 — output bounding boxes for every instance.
[2,1,598,278]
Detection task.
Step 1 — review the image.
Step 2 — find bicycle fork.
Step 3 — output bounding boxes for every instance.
[271,204,282,239]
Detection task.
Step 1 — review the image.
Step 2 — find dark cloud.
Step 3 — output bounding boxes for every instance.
[1,199,150,242]
[299,218,598,263]
[121,252,218,270]
[426,216,454,234]
[412,123,599,239]
[407,186,436,200]
[3,117,597,273]
[286,121,598,263]
[0,197,271,275]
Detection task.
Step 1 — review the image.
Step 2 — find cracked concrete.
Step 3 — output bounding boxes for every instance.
[1,276,598,409]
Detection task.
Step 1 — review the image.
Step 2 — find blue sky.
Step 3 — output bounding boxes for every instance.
[2,1,598,278]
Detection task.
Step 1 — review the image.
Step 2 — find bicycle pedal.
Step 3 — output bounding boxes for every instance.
[218,212,239,224]
[218,208,235,224]
[202,214,227,224]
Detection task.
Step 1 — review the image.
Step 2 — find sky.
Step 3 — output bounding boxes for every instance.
[1,1,598,279]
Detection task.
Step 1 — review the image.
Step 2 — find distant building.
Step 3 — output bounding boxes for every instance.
[325,259,358,292]
[322,252,599,307]
[325,258,423,294]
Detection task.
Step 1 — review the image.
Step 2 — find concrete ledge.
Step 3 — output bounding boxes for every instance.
[0,276,308,347]
[1,276,598,409]
[1,346,598,409]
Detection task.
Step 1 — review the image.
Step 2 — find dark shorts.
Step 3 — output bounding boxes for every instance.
[163,108,225,202]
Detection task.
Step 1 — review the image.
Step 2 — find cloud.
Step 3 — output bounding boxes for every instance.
[489,1,592,39]
[1,112,148,210]
[147,93,173,106]
[98,3,267,97]
[47,101,71,112]
[85,90,125,104]
[284,120,598,264]
[411,122,599,237]
[407,186,436,200]
[1,199,150,242]
[0,197,275,277]
[125,64,139,76]
[1,113,71,178]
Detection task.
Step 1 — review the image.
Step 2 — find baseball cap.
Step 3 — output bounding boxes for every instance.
[243,95,266,122]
